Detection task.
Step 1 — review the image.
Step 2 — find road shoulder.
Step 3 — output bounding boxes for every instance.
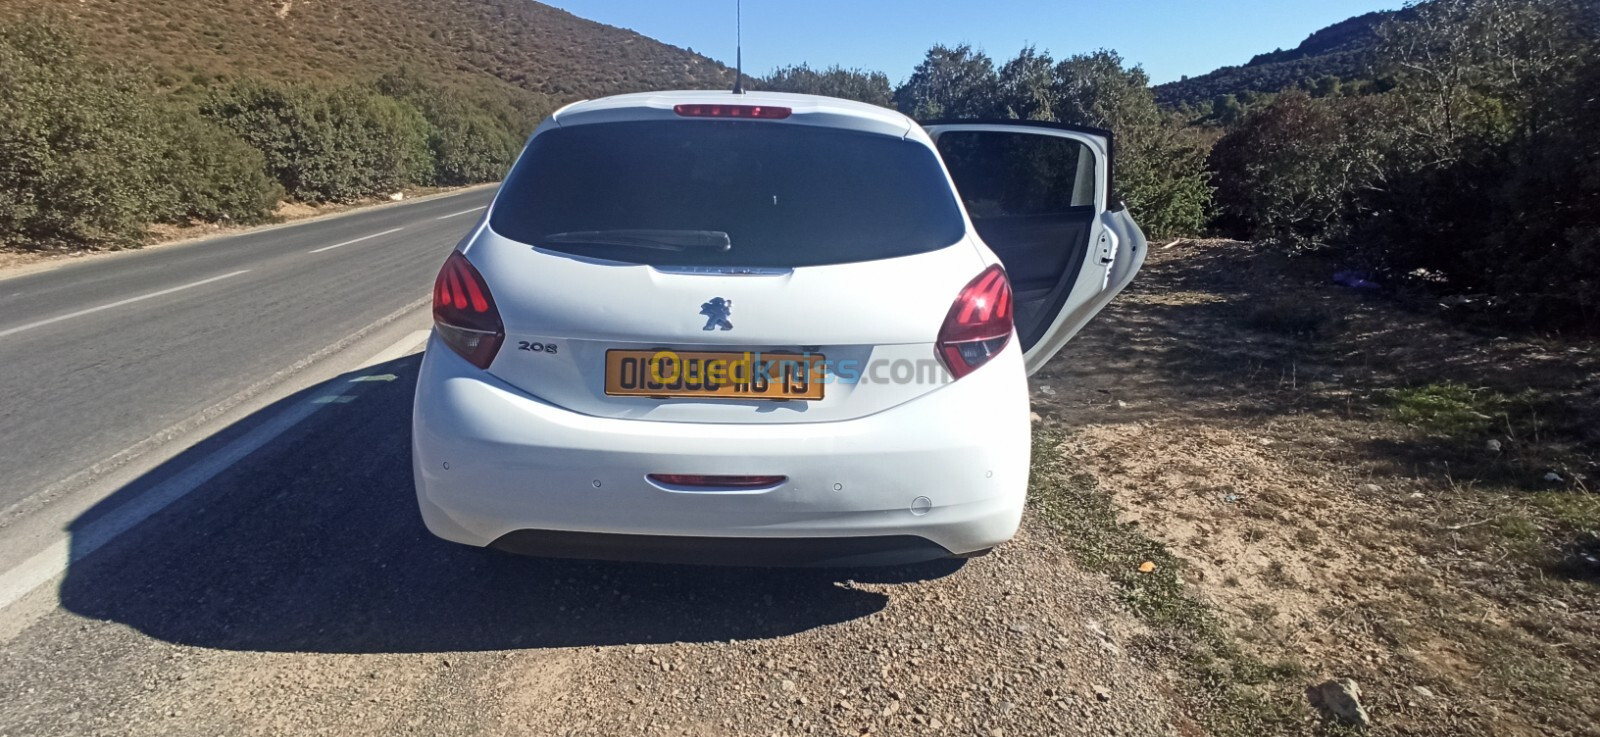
[0,183,497,282]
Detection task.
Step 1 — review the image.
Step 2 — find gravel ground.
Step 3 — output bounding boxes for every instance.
[0,351,1186,737]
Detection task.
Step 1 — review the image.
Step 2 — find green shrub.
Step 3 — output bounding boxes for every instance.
[1050,50,1214,237]
[0,16,163,249]
[1207,91,1389,250]
[891,46,1213,238]
[149,107,282,224]
[757,64,894,107]
[893,44,1000,119]
[202,80,434,202]
[375,70,522,185]
[424,107,520,185]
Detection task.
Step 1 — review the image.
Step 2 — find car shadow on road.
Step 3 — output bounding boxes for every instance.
[57,353,961,654]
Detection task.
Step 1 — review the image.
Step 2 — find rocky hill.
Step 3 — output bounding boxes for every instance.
[3,0,733,106]
[1153,9,1398,106]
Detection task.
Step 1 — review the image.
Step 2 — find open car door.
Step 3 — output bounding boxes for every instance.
[923,121,1147,376]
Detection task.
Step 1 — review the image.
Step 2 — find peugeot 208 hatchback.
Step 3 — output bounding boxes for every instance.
[413,91,1145,566]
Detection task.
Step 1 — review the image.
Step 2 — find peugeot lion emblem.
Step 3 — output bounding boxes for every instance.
[699,297,733,331]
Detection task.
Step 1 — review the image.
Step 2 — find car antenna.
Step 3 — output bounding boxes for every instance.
[732,0,744,94]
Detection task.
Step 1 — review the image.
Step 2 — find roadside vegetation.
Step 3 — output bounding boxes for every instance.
[759,0,1600,333]
[0,13,535,250]
[0,0,732,253]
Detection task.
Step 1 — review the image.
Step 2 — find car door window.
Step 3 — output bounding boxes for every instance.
[935,132,1096,217]
[935,131,1101,348]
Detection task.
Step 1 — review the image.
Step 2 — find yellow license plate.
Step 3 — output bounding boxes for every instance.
[604,350,825,400]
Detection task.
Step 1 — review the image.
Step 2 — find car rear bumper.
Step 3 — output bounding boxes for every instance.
[487,529,963,567]
[411,336,1031,564]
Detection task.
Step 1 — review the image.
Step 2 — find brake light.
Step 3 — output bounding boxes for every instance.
[936,265,1014,380]
[673,104,792,119]
[647,474,788,488]
[432,252,503,369]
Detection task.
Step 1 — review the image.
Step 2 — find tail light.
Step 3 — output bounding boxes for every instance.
[937,264,1014,380]
[673,104,792,119]
[433,252,503,369]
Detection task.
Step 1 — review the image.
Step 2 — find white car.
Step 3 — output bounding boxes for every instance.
[413,91,1145,567]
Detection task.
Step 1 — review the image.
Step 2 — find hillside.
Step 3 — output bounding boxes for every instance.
[1154,9,1397,106]
[2,0,733,106]
[0,0,741,251]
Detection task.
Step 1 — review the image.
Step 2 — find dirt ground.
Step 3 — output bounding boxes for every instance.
[1032,240,1600,736]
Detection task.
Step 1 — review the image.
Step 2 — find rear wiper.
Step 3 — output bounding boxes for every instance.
[540,230,732,253]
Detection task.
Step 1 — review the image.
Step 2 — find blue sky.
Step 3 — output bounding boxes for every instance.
[541,1,1406,85]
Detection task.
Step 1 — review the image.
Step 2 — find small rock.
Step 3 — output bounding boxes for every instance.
[1486,438,1502,452]
[930,718,943,729]
[882,701,901,717]
[989,729,1004,737]
[1544,471,1565,483]
[1308,678,1371,728]
[997,701,1014,714]
[388,192,405,201]
[781,680,796,692]
[1029,412,1043,424]
[1092,685,1111,702]
[1359,483,1382,494]
[1412,685,1435,699]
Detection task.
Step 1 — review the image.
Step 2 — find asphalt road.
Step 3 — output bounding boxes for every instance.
[0,188,494,513]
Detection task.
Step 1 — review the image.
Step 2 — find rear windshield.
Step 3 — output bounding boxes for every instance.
[488,120,966,267]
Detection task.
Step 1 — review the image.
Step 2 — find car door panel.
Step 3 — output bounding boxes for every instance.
[924,121,1146,375]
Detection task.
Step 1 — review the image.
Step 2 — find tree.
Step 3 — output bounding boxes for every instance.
[1208,91,1390,250]
[1375,0,1592,145]
[893,44,999,119]
[757,64,893,107]
[1051,50,1161,130]
[995,46,1057,120]
[1051,50,1213,237]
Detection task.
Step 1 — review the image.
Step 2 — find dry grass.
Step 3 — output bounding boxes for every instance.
[1,0,733,107]
[1032,240,1600,735]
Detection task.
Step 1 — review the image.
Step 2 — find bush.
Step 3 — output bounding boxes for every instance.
[1207,0,1600,329]
[149,108,283,225]
[0,16,164,249]
[375,70,522,185]
[202,80,434,202]
[894,44,1000,119]
[1051,51,1214,237]
[756,64,894,107]
[1207,91,1388,250]
[891,45,1213,237]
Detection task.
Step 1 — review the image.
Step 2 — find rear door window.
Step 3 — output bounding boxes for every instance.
[489,120,966,267]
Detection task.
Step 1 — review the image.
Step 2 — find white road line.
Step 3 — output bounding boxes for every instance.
[0,270,250,340]
[308,227,405,254]
[435,206,486,220]
[0,329,430,612]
